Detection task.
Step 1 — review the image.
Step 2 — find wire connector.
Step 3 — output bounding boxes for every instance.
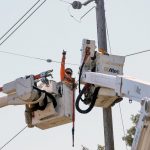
[46,59,52,63]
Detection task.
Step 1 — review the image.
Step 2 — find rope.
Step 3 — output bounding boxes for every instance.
[0,126,27,150]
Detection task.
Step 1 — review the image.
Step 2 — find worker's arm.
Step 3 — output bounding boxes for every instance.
[60,50,66,81]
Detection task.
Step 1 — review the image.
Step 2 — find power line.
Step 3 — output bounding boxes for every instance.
[1,48,150,65]
[125,49,150,57]
[1,48,150,66]
[0,50,79,66]
[0,50,46,61]
[0,126,27,150]
[0,0,47,46]
[0,0,41,41]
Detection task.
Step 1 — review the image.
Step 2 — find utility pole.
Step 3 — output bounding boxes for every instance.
[95,0,114,150]
[71,0,114,149]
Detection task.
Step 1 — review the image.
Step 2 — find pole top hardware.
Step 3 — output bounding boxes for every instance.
[72,0,94,9]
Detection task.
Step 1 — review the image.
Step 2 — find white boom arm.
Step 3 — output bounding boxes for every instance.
[0,70,75,130]
[81,72,150,150]
[79,39,150,150]
[82,72,150,102]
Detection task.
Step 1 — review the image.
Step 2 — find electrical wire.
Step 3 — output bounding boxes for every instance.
[0,50,46,61]
[59,0,71,4]
[59,0,81,23]
[1,48,150,66]
[106,19,112,54]
[0,0,41,42]
[0,0,47,46]
[125,49,150,57]
[118,103,128,150]
[59,0,80,22]
[80,6,95,21]
[68,5,81,23]
[0,50,79,66]
[0,126,27,150]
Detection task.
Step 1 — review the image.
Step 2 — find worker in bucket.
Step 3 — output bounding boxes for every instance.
[60,50,73,85]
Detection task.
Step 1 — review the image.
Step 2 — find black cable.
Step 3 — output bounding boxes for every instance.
[32,86,57,111]
[0,0,47,46]
[0,0,41,41]
[78,61,85,94]
[76,51,100,114]
[0,126,27,150]
[76,86,100,114]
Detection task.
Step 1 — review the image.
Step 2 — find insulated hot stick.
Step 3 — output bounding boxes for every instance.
[33,70,53,80]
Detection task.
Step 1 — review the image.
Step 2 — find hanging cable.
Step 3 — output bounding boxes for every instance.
[65,0,95,23]
[0,126,27,150]
[0,50,79,66]
[68,5,81,23]
[75,46,100,114]
[0,0,41,42]
[125,49,150,57]
[118,103,128,150]
[0,0,47,46]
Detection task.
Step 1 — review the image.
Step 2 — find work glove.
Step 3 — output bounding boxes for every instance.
[62,50,66,55]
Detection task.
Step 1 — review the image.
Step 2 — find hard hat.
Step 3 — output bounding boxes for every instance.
[65,68,73,74]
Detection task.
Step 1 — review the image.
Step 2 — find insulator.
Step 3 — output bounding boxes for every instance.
[46,59,52,63]
[72,1,82,9]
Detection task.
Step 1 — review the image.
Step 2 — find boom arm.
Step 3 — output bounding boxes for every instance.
[0,70,53,108]
[81,71,150,102]
[78,39,150,150]
[0,70,75,130]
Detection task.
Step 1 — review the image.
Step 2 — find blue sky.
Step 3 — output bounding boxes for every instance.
[0,0,150,150]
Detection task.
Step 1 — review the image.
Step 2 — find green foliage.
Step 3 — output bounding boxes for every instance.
[97,145,105,150]
[82,145,89,150]
[81,145,105,150]
[131,114,140,125]
[122,114,140,147]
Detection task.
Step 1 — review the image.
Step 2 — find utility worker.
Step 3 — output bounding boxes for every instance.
[60,50,73,85]
[60,50,76,147]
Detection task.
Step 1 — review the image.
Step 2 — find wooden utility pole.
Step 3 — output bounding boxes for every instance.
[95,0,114,149]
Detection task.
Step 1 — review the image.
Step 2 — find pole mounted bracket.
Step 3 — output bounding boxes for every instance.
[72,0,94,9]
